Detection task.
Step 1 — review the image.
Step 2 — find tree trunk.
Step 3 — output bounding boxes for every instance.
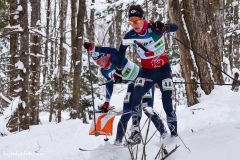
[49,0,57,122]
[168,0,199,106]
[57,0,67,123]
[9,0,19,97]
[85,0,95,43]
[233,2,240,69]
[105,0,114,47]
[210,0,224,84]
[29,0,41,125]
[181,0,224,94]
[8,0,19,132]
[71,0,86,119]
[70,0,78,119]
[43,0,51,85]
[224,0,234,70]
[62,0,68,66]
[115,5,123,48]
[18,0,29,130]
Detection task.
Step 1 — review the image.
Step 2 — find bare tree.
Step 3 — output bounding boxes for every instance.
[7,0,19,132]
[18,0,30,130]
[9,0,19,97]
[49,0,58,122]
[43,0,51,85]
[57,0,68,123]
[85,0,95,43]
[29,0,41,125]
[70,0,78,119]
[71,0,86,120]
[115,4,123,48]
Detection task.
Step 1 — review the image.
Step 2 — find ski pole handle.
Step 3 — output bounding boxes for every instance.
[134,40,155,57]
[134,40,149,52]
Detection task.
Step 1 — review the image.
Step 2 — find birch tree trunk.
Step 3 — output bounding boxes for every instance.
[19,0,29,130]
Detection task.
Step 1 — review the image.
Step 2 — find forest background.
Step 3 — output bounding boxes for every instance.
[0,0,239,135]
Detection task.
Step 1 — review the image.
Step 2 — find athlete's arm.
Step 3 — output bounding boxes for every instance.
[151,23,178,35]
[117,32,130,69]
[100,68,113,102]
[96,47,118,56]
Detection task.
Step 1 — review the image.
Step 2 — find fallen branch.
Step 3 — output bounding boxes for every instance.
[161,145,180,160]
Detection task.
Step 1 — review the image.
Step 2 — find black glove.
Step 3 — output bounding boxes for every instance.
[113,68,122,83]
[84,42,92,50]
[153,21,164,30]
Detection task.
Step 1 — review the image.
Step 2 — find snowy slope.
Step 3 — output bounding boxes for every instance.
[0,85,240,160]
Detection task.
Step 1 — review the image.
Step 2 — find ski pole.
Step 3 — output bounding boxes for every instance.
[87,50,99,136]
[173,82,233,85]
[98,79,132,86]
[168,33,240,85]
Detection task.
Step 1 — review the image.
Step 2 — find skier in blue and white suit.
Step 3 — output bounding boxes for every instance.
[113,5,178,144]
[84,42,167,145]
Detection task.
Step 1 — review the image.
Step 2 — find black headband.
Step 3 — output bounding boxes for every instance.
[128,9,144,19]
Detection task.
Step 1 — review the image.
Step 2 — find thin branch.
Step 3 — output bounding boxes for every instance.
[48,130,52,141]
[34,141,41,153]
[161,145,180,160]
[155,143,164,159]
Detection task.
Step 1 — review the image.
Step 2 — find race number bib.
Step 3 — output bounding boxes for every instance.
[162,78,173,91]
[124,92,131,103]
[142,89,152,98]
[134,78,145,87]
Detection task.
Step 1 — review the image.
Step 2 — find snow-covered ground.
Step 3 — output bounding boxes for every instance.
[1,85,240,160]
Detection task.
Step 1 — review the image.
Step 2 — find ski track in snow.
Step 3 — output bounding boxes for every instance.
[0,86,240,160]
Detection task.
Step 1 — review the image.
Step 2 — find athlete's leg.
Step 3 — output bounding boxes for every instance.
[131,77,154,127]
[156,68,177,136]
[115,82,134,142]
[142,86,166,135]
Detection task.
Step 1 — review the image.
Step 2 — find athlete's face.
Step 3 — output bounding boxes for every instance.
[129,16,144,33]
[94,54,111,69]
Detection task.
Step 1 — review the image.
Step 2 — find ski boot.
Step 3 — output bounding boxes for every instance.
[126,126,141,145]
[113,139,122,146]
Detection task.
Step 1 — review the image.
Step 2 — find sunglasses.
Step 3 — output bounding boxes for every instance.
[129,19,142,25]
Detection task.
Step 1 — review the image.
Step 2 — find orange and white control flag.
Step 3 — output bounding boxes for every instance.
[89,113,115,136]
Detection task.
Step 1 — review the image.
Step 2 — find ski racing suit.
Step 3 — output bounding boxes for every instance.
[117,23,178,136]
[94,47,166,142]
